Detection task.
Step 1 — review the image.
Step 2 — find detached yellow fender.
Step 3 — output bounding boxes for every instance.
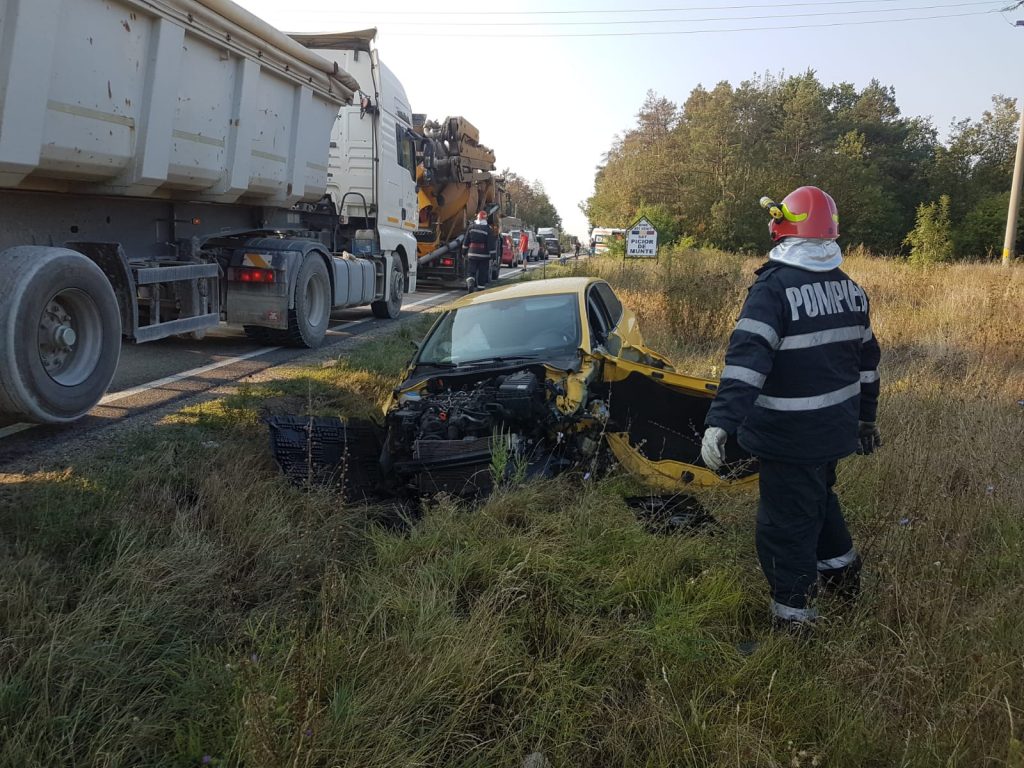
[605,433,758,490]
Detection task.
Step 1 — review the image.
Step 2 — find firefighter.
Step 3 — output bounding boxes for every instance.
[700,186,882,629]
[466,211,492,289]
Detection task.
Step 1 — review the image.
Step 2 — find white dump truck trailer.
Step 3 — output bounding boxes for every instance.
[0,0,419,424]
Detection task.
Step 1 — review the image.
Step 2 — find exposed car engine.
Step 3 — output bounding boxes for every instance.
[382,367,600,496]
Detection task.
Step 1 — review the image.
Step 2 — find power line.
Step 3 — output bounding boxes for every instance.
[282,0,990,16]
[372,8,1000,36]
[323,1,1000,27]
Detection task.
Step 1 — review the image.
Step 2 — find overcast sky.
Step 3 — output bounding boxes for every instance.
[236,0,1022,239]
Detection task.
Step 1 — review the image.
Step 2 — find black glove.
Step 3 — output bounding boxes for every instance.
[857,421,882,455]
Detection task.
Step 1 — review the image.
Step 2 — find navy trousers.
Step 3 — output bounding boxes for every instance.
[756,459,856,619]
[469,255,490,287]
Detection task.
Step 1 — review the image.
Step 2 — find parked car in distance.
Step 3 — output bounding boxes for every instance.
[500,233,520,267]
[545,238,561,257]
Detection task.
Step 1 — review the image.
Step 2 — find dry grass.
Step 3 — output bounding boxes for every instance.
[1,251,1023,767]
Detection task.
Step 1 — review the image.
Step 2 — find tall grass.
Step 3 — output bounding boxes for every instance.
[1,251,1022,766]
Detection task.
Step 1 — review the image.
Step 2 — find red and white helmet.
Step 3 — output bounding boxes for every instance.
[761,186,839,242]
[475,210,488,223]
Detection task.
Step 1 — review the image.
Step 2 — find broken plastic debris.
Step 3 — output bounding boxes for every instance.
[898,517,911,526]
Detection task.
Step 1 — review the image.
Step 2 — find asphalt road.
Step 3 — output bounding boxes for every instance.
[0,258,574,470]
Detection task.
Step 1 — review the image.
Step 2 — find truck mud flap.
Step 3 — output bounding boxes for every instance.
[266,415,384,499]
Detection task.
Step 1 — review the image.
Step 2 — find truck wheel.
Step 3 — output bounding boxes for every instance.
[0,246,121,423]
[280,254,331,348]
[371,264,404,319]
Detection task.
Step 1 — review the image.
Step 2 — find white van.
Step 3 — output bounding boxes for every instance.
[590,227,626,255]
[525,230,540,260]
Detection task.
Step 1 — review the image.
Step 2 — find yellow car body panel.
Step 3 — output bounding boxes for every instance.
[604,433,757,490]
[597,355,757,490]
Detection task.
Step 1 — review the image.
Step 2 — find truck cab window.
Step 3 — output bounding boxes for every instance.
[396,126,417,180]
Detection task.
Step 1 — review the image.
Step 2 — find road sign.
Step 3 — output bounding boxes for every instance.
[625,217,658,259]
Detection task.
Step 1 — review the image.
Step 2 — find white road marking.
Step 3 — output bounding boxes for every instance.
[0,264,538,441]
[98,346,283,406]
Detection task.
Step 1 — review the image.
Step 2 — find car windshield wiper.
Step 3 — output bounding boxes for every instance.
[415,360,460,368]
[455,354,542,367]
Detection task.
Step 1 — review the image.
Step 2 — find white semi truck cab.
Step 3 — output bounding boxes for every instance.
[0,1,419,424]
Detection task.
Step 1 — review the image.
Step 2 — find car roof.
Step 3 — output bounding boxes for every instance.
[447,277,600,309]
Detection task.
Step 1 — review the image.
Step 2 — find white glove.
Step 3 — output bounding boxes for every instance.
[701,426,728,471]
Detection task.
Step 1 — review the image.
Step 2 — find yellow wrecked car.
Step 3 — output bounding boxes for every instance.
[378,277,758,496]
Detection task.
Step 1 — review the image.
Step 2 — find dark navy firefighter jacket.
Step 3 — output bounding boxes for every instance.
[705,261,881,464]
[465,222,491,256]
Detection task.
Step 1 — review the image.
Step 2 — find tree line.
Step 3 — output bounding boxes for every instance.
[583,72,1020,260]
[502,170,562,231]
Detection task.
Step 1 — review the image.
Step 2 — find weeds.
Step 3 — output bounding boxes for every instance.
[1,253,1022,766]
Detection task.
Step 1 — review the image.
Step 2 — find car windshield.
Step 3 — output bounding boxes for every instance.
[417,293,581,366]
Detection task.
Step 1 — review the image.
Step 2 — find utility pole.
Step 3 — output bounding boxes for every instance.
[1001,12,1024,266]
[1002,92,1024,266]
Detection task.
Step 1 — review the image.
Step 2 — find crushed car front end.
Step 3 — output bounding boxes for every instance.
[376,278,757,497]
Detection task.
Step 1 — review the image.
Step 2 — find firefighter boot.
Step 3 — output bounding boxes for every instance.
[818,555,862,604]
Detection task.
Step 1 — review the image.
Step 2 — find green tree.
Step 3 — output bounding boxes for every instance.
[904,195,954,264]
[586,72,943,255]
[956,192,1022,259]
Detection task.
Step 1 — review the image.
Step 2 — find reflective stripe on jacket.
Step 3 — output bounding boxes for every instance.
[466,223,490,254]
[706,261,881,463]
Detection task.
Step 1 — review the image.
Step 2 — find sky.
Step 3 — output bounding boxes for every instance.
[235,0,1024,240]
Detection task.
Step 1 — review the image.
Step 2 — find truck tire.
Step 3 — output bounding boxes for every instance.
[371,263,404,319]
[255,254,331,348]
[0,246,121,423]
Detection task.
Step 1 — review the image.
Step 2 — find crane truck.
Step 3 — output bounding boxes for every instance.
[413,117,506,289]
[0,0,421,425]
